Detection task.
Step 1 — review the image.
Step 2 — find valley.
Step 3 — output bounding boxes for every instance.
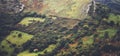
[0,0,120,56]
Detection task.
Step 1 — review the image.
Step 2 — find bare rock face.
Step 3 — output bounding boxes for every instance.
[20,0,92,19]
[0,0,24,14]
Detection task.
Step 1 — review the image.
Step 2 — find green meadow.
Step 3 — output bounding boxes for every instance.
[97,28,117,38]
[18,44,56,56]
[0,30,33,56]
[19,17,45,26]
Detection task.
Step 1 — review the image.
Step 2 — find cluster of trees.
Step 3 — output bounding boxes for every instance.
[0,10,51,55]
[22,33,60,52]
[47,3,120,56]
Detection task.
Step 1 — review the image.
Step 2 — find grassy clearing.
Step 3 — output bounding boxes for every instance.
[40,44,56,54]
[81,36,94,48]
[82,36,94,45]
[6,30,33,46]
[17,44,56,56]
[19,17,45,26]
[98,28,117,38]
[0,30,33,56]
[17,50,37,56]
[107,14,120,24]
[0,40,14,56]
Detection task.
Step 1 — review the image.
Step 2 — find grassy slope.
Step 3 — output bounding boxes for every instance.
[19,17,45,26]
[18,44,56,56]
[97,28,117,38]
[107,13,120,24]
[20,0,91,19]
[0,30,33,56]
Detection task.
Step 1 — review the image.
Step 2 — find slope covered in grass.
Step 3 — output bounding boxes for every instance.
[0,30,33,56]
[19,17,45,26]
[18,44,56,56]
[20,0,92,19]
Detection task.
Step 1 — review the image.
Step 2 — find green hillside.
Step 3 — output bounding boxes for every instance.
[0,0,120,56]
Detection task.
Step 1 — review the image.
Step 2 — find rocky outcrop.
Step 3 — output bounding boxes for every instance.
[0,0,24,14]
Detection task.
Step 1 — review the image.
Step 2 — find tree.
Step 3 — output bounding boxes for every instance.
[104,31,109,38]
[59,27,68,32]
[64,43,69,49]
[18,33,22,37]
[109,21,115,26]
[11,44,16,47]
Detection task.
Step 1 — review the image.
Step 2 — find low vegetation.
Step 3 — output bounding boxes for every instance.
[18,44,56,56]
[0,30,33,56]
[19,17,45,26]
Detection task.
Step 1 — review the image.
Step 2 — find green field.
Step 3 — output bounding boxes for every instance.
[82,35,94,47]
[0,30,33,56]
[18,44,56,56]
[97,28,117,38]
[107,14,120,24]
[19,17,45,26]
